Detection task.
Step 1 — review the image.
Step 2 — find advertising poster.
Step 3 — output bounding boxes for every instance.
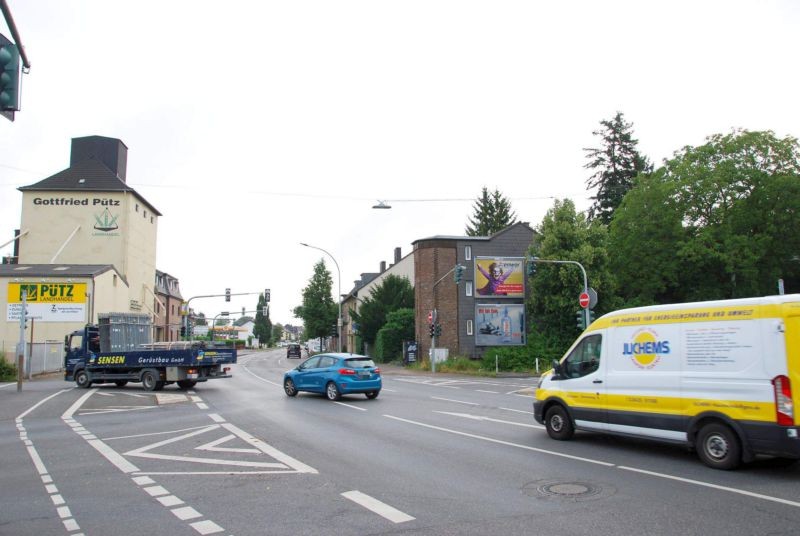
[474,257,525,298]
[475,304,525,346]
[6,282,87,322]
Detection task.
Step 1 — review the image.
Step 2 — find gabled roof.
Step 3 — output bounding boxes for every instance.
[412,221,536,245]
[18,159,162,216]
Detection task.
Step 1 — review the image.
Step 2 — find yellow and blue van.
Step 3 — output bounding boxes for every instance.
[533,295,800,469]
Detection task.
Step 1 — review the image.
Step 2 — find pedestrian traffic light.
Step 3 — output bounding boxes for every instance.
[0,38,20,112]
[454,264,465,284]
[225,288,231,302]
[429,323,435,338]
[527,257,538,276]
[264,288,271,302]
[576,311,585,331]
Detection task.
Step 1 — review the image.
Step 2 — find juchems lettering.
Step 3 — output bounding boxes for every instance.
[623,341,670,354]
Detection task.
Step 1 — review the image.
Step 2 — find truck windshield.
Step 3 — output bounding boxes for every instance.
[70,334,84,353]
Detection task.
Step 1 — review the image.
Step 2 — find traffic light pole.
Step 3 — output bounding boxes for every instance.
[183,291,261,341]
[528,257,590,328]
[428,264,464,373]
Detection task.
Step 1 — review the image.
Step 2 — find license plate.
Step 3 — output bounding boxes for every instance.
[357,371,370,378]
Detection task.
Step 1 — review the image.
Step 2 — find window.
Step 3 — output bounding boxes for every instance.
[466,281,473,297]
[465,245,472,260]
[135,204,139,212]
[319,356,338,368]
[466,320,473,336]
[561,334,602,379]
[143,210,147,218]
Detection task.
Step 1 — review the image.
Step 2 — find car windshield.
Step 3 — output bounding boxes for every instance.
[343,358,375,369]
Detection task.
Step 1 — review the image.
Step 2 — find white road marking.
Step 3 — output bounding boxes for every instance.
[144,485,170,497]
[27,446,48,475]
[104,425,213,441]
[435,411,544,429]
[342,490,415,523]
[0,382,16,388]
[619,466,800,508]
[334,401,367,411]
[241,363,282,386]
[476,389,499,394]
[431,396,478,406]
[500,407,532,414]
[172,506,203,521]
[208,413,225,423]
[78,406,156,415]
[133,476,155,485]
[196,403,209,409]
[87,439,141,473]
[196,434,261,454]
[158,495,185,507]
[190,520,225,535]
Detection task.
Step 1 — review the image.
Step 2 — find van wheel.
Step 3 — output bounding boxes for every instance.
[545,405,574,440]
[696,423,741,470]
[75,369,92,389]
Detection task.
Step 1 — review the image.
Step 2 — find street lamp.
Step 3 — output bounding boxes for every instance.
[300,242,342,352]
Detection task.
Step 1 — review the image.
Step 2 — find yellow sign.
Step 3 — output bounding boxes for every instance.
[7,282,87,304]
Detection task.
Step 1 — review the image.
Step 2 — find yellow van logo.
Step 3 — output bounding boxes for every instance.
[624,328,670,369]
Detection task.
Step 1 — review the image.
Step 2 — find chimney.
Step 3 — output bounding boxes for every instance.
[380,261,386,272]
[70,135,129,181]
[394,247,401,263]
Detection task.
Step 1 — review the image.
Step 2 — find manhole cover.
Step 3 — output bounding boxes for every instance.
[522,480,614,502]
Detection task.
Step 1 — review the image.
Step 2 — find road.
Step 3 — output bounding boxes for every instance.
[2,348,799,535]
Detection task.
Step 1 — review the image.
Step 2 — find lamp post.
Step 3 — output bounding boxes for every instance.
[300,242,342,352]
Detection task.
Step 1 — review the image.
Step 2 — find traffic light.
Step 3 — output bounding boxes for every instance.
[454,264,465,284]
[429,323,435,338]
[0,38,20,112]
[262,306,268,316]
[588,309,596,325]
[225,288,231,302]
[264,288,271,302]
[180,326,186,337]
[576,311,585,331]
[527,257,538,276]
[434,323,442,337]
[330,324,338,337]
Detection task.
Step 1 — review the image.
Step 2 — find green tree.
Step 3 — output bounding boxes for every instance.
[293,260,337,342]
[611,129,800,301]
[350,275,414,347]
[271,324,284,344]
[465,187,517,236]
[584,112,651,225]
[374,308,415,361]
[528,199,613,353]
[253,294,272,347]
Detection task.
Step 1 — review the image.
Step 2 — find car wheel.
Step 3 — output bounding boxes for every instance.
[696,423,741,470]
[365,390,379,399]
[544,405,574,440]
[325,381,341,401]
[75,369,92,389]
[284,378,297,397]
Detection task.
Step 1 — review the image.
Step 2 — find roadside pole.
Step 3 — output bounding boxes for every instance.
[16,290,26,392]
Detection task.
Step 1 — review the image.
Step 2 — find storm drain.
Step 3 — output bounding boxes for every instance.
[523,480,614,502]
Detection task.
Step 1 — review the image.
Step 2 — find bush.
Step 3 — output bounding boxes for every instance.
[0,358,17,381]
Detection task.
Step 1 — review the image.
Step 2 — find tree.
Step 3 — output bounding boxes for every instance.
[584,112,651,225]
[610,129,800,301]
[528,199,613,353]
[465,187,517,236]
[350,275,414,347]
[374,308,415,361]
[253,294,272,347]
[271,324,284,344]
[293,259,337,342]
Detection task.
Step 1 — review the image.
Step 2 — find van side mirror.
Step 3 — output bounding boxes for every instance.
[551,359,563,380]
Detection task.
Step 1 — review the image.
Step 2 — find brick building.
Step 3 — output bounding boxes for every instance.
[413,222,536,361]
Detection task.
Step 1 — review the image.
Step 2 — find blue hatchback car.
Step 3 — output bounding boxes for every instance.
[283,353,382,401]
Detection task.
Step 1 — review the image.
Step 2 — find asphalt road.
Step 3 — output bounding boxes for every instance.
[2,348,799,536]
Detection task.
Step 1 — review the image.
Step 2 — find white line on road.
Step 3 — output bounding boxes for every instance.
[333,401,367,411]
[341,490,415,523]
[241,363,282,386]
[476,389,500,394]
[499,407,532,414]
[431,396,478,406]
[434,411,544,429]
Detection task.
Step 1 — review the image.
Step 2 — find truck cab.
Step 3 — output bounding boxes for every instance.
[64,325,100,381]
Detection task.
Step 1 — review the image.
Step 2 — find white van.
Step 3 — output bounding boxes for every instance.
[534,295,800,469]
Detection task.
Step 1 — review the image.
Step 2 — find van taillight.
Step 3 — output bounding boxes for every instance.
[773,375,794,426]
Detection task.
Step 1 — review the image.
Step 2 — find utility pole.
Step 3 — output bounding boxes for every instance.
[16,289,26,392]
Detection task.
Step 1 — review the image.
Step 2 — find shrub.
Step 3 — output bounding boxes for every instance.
[0,358,17,381]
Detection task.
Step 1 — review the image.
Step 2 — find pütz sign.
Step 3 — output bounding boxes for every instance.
[32,197,120,206]
[8,283,87,303]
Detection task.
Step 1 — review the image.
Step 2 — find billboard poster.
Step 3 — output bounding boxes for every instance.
[475,304,525,346]
[6,282,87,322]
[474,257,525,298]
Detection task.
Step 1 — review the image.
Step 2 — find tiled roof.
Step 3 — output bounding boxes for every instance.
[18,159,162,216]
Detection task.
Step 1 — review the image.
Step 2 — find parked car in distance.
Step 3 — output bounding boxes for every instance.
[284,353,381,401]
[286,343,302,358]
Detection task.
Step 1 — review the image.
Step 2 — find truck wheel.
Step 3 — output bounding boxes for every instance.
[696,423,741,470]
[545,405,574,440]
[75,369,92,389]
[177,380,197,390]
[114,380,128,387]
[141,370,159,392]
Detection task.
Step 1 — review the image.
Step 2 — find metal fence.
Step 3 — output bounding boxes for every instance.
[26,341,63,377]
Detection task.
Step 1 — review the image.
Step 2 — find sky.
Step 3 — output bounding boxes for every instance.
[1,1,799,326]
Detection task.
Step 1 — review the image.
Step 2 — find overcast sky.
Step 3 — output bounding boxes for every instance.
[1,1,798,326]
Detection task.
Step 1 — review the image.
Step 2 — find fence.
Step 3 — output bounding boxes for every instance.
[26,341,63,377]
